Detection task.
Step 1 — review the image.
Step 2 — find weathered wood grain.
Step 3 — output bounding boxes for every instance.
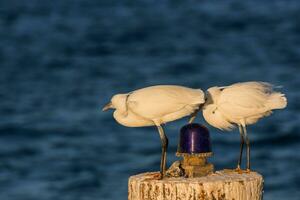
[128,170,263,200]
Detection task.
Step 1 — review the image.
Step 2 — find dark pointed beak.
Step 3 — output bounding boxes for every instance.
[102,102,113,111]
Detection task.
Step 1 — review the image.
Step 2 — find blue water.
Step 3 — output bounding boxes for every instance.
[0,0,299,199]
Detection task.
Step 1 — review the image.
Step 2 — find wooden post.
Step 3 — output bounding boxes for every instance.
[128,170,263,200]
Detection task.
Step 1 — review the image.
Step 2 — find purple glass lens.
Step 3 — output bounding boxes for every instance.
[177,123,212,154]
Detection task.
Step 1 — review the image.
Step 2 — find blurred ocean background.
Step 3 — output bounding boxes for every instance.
[0,0,299,199]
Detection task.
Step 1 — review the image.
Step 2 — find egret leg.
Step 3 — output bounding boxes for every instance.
[188,109,199,124]
[157,125,168,179]
[242,125,251,172]
[236,125,245,171]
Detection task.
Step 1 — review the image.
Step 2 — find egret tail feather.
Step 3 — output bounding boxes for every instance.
[267,93,287,110]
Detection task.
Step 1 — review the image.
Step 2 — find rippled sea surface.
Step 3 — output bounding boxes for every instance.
[0,1,300,199]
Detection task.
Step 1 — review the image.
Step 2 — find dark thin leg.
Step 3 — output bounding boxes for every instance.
[188,109,199,124]
[237,125,245,170]
[157,125,168,179]
[243,125,251,171]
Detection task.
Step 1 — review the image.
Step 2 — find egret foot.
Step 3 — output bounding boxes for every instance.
[235,165,242,173]
[144,173,163,181]
[235,167,246,174]
[234,167,251,174]
[153,173,163,180]
[246,168,252,173]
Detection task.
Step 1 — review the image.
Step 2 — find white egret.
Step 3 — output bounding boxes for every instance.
[102,85,205,178]
[202,81,287,172]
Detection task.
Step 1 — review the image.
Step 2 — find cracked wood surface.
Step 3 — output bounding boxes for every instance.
[128,170,263,200]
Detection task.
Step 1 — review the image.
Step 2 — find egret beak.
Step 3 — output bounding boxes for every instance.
[102,102,113,111]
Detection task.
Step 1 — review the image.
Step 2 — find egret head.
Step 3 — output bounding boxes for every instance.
[204,87,222,105]
[202,105,234,131]
[202,86,234,131]
[102,94,129,116]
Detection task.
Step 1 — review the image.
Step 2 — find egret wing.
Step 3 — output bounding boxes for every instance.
[217,82,271,118]
[228,81,273,92]
[127,85,204,120]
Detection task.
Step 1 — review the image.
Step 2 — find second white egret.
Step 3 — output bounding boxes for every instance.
[202,81,287,172]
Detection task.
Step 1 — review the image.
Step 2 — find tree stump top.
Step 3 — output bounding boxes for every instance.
[129,170,263,200]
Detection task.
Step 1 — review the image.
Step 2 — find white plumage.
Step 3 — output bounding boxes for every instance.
[202,81,287,171]
[103,85,205,178]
